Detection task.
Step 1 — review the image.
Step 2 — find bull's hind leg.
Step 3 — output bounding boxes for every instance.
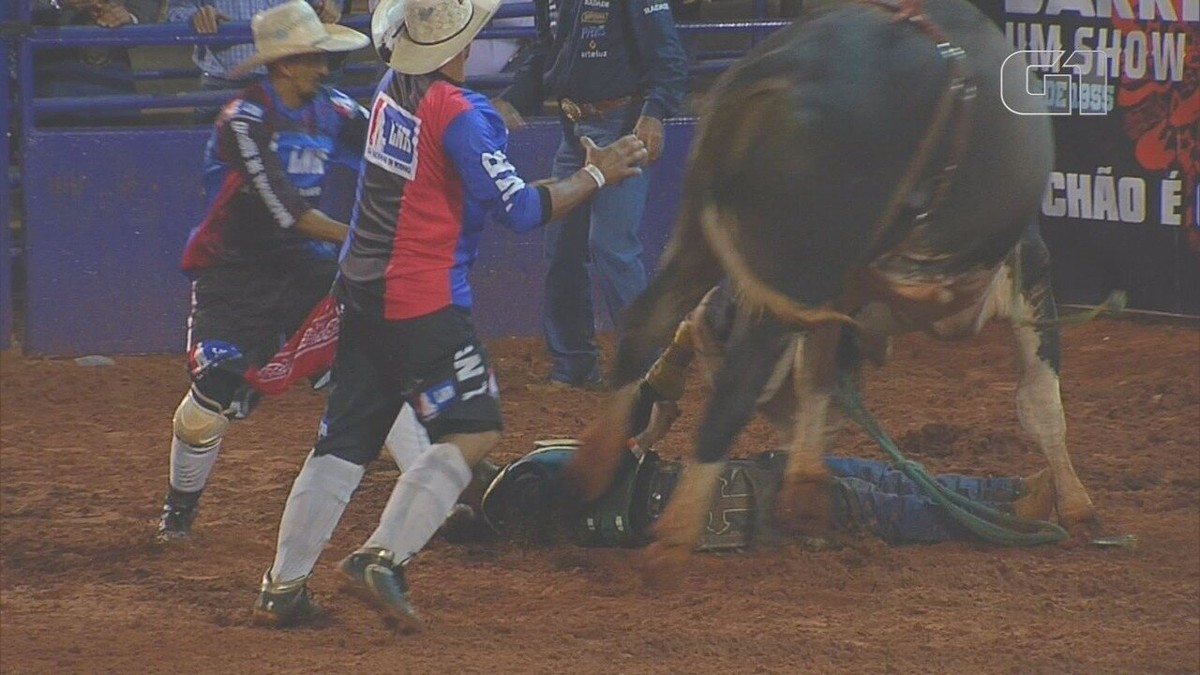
[644,315,792,583]
[566,217,723,503]
[1004,228,1096,531]
[776,322,842,536]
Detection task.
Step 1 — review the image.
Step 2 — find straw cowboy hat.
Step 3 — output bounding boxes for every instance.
[230,1,370,78]
[371,0,500,75]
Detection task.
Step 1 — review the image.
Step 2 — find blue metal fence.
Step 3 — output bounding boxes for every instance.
[7,6,782,355]
[1,1,17,350]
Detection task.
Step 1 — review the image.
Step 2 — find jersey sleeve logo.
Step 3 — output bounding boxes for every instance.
[365,92,421,179]
[220,98,264,124]
[481,150,527,213]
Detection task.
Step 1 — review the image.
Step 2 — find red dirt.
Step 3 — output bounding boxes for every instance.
[1,319,1198,674]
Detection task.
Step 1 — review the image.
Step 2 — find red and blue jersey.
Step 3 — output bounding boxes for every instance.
[181,81,367,273]
[335,71,550,320]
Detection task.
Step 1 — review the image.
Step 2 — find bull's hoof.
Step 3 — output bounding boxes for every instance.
[639,540,691,589]
[774,475,834,536]
[1057,498,1098,532]
[1063,514,1106,546]
[1012,468,1057,521]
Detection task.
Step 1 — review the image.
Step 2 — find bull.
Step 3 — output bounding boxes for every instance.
[565,0,1098,577]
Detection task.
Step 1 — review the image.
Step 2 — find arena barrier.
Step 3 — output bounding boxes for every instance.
[1,22,11,352]
[4,6,1197,355]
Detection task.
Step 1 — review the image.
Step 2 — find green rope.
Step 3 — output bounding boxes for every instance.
[834,373,1068,546]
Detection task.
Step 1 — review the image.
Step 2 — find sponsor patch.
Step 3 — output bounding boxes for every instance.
[417,379,458,420]
[581,9,607,23]
[365,92,421,179]
[188,340,243,379]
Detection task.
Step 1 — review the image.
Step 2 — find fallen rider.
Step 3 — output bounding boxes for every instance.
[448,437,1056,550]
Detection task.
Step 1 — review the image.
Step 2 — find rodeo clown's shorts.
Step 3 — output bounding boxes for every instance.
[478,443,1028,549]
[314,303,502,466]
[186,261,338,414]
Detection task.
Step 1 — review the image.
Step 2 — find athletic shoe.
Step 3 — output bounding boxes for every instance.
[155,498,198,543]
[337,548,422,633]
[252,571,320,628]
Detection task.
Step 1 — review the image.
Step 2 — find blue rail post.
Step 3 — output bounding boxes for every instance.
[0,1,17,351]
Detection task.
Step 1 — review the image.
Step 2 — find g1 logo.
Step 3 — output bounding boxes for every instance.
[1000,50,1111,116]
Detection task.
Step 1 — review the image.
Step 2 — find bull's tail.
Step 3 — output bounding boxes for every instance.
[693,76,861,331]
[700,202,861,329]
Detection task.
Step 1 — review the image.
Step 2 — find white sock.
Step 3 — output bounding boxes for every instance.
[270,451,365,583]
[168,435,224,494]
[383,404,431,472]
[364,443,472,561]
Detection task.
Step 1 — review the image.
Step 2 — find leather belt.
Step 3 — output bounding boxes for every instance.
[559,95,637,123]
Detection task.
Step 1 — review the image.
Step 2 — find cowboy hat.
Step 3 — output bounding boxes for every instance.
[230,1,370,78]
[371,0,500,75]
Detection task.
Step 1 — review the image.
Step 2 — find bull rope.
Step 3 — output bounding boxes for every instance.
[833,371,1069,546]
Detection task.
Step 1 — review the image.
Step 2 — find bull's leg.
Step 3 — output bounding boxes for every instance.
[612,236,723,388]
[776,322,843,536]
[644,315,792,583]
[1005,228,1096,531]
[566,231,722,502]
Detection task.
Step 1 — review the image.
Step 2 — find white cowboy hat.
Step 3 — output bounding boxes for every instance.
[230,1,370,78]
[371,0,500,75]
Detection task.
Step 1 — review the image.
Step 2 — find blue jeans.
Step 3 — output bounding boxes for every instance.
[544,110,651,384]
[825,456,1023,544]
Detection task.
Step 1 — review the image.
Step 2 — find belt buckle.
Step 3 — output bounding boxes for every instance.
[560,98,582,123]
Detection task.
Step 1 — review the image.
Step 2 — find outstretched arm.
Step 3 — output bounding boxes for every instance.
[444,106,647,233]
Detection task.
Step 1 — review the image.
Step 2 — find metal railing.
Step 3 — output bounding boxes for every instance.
[9,4,791,132]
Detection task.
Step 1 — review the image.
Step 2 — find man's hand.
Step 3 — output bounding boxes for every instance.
[92,2,135,27]
[191,5,229,33]
[542,135,647,222]
[491,98,526,132]
[633,115,664,163]
[313,0,341,24]
[581,134,648,186]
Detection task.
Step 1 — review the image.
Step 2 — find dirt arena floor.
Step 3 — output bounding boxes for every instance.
[1,318,1197,674]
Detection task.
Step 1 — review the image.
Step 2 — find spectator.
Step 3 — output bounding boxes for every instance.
[166,0,344,120]
[32,0,162,126]
[495,0,688,389]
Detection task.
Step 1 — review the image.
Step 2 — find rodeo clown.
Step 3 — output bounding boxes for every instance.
[156,1,371,542]
[250,0,647,632]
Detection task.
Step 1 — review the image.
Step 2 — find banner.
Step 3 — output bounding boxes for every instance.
[1001,0,1198,314]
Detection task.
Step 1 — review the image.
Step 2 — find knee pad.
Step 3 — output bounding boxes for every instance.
[188,340,259,418]
[173,390,230,448]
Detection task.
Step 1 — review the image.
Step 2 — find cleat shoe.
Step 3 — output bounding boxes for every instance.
[252,572,320,628]
[156,499,198,543]
[337,548,423,633]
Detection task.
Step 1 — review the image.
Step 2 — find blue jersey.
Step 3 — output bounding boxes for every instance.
[182,81,367,273]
